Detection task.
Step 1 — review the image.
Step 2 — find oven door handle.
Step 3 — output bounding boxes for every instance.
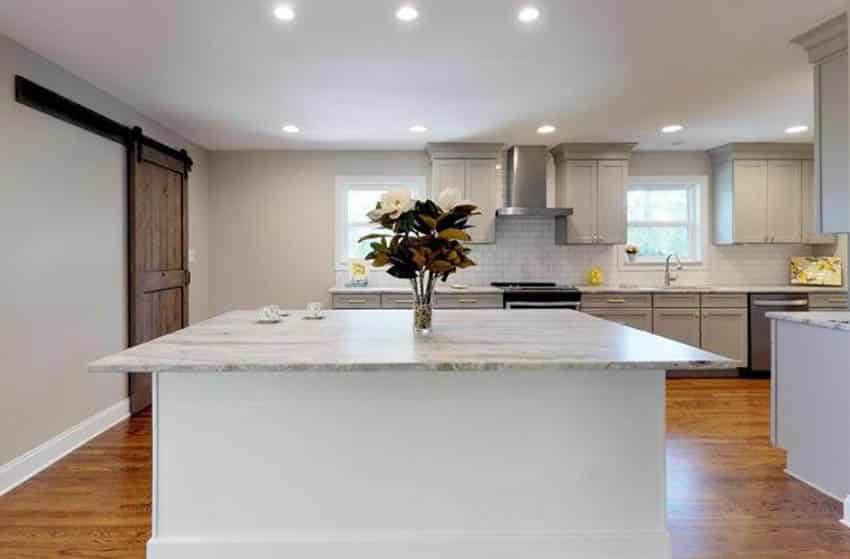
[752,299,808,308]
[506,301,582,309]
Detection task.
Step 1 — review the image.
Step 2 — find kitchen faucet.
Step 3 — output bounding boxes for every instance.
[665,254,683,287]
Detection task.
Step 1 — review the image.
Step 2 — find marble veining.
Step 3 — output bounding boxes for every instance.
[767,311,850,332]
[89,309,737,374]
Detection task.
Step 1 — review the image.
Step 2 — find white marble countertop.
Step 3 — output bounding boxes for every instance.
[767,311,850,331]
[575,285,847,294]
[330,284,846,295]
[330,285,503,294]
[88,309,738,374]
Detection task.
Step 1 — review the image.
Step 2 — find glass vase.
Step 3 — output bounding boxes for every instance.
[413,302,433,335]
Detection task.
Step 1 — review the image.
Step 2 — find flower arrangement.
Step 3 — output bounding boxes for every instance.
[624,244,639,263]
[359,187,478,333]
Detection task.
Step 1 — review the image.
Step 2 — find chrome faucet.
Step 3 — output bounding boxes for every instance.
[665,254,683,287]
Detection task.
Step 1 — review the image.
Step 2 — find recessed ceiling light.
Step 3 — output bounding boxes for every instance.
[273,5,295,21]
[282,125,300,134]
[410,125,427,133]
[537,124,556,134]
[661,124,684,134]
[785,125,809,135]
[396,5,419,22]
[518,6,540,23]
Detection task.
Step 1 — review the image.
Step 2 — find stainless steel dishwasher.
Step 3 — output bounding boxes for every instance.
[748,293,809,374]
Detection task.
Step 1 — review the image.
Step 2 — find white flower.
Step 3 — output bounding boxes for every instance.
[378,189,414,219]
[438,187,462,210]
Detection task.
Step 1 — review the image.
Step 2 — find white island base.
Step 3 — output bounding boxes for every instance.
[148,368,670,559]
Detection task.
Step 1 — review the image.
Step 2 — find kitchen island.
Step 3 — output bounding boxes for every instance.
[89,309,735,559]
[769,311,850,526]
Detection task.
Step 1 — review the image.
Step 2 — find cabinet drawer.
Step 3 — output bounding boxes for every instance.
[809,292,849,309]
[581,293,652,309]
[653,309,701,348]
[584,309,653,332]
[332,294,381,309]
[701,293,748,308]
[434,293,503,309]
[653,293,700,308]
[381,293,418,309]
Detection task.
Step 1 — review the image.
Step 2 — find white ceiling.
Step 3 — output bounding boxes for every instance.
[0,0,844,151]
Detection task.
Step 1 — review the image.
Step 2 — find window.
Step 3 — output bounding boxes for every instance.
[625,178,704,265]
[335,176,426,270]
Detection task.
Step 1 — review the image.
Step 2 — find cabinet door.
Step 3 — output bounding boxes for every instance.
[652,309,701,348]
[817,51,850,234]
[596,160,628,244]
[585,309,652,332]
[432,160,466,199]
[803,160,837,244]
[766,160,803,243]
[465,160,497,243]
[701,308,748,364]
[733,160,769,243]
[559,161,597,244]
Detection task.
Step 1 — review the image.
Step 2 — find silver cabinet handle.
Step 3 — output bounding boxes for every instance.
[607,298,627,304]
[703,312,742,317]
[829,297,848,304]
[394,299,414,304]
[345,298,368,304]
[752,299,808,307]
[457,299,479,304]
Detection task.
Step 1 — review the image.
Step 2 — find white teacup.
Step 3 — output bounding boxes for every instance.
[259,306,280,322]
[306,302,322,318]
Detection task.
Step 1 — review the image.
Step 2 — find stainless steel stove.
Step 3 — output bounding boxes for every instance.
[491,282,582,310]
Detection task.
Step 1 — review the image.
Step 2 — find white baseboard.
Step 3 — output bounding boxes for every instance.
[783,468,843,502]
[842,496,850,529]
[0,398,130,497]
[148,531,672,559]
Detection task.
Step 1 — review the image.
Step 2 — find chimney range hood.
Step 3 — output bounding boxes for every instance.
[496,146,572,244]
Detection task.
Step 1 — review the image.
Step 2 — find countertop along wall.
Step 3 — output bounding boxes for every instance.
[0,33,210,467]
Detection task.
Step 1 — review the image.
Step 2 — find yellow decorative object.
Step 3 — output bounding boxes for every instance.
[790,256,842,286]
[347,259,369,287]
[587,266,604,286]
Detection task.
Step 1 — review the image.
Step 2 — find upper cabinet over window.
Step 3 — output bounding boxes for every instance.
[793,14,850,235]
[426,143,503,244]
[550,143,637,245]
[709,143,820,245]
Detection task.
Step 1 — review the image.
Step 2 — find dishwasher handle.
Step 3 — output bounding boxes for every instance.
[751,299,808,308]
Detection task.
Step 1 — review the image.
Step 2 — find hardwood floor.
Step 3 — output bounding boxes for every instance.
[1,379,849,558]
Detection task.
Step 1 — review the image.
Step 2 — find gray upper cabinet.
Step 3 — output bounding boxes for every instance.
[802,160,837,244]
[427,143,503,244]
[709,143,813,244]
[794,15,850,234]
[551,143,636,245]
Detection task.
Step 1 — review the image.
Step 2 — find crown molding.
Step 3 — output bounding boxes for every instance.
[792,13,848,63]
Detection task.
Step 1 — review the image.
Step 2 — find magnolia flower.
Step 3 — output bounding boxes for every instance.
[438,187,462,210]
[370,189,414,220]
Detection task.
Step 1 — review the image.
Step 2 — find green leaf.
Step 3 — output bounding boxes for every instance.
[439,228,471,241]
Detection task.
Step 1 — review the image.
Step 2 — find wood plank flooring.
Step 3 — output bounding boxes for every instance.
[1,379,849,558]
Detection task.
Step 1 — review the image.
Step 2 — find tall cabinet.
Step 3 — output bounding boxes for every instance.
[793,14,850,235]
[426,143,503,244]
[550,143,637,245]
[709,143,822,244]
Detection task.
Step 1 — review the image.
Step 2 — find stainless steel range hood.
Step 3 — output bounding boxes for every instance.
[496,146,572,244]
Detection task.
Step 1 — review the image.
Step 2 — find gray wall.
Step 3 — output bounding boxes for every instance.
[209,151,429,313]
[629,150,711,177]
[0,34,209,465]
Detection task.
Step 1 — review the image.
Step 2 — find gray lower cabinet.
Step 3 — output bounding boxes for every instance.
[434,293,503,309]
[809,292,849,309]
[332,294,382,309]
[584,309,653,332]
[700,308,748,364]
[652,309,701,348]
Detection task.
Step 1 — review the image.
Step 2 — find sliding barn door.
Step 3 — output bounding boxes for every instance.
[129,141,191,413]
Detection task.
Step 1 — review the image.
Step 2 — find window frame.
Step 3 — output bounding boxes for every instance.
[334,175,426,271]
[619,175,709,270]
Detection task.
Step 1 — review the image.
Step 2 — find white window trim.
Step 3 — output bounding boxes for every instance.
[334,175,426,271]
[618,175,710,271]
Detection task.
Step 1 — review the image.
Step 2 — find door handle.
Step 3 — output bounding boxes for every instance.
[184,270,191,285]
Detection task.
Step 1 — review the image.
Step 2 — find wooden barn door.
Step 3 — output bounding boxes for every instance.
[128,135,191,413]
